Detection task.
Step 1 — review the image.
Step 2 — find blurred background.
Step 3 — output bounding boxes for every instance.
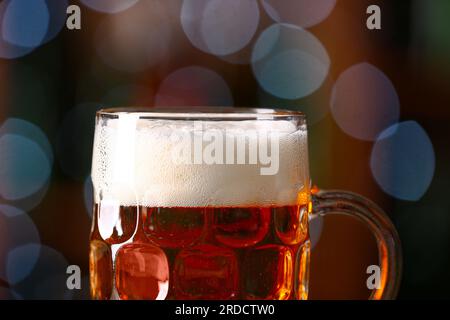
[0,0,449,299]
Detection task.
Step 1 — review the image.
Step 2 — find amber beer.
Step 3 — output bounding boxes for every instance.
[90,203,311,300]
[90,110,311,300]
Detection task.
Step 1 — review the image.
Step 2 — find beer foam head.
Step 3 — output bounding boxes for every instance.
[92,115,309,207]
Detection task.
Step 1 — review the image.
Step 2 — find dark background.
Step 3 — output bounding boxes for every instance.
[0,0,449,299]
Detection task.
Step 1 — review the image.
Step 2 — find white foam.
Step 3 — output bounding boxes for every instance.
[91,117,309,207]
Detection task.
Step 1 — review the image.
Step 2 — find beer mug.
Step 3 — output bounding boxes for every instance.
[89,108,402,300]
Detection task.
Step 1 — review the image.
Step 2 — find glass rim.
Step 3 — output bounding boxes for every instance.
[96,107,306,121]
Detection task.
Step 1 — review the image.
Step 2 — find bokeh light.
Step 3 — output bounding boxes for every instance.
[0,134,52,200]
[0,0,45,58]
[252,23,330,100]
[370,121,435,201]
[331,63,400,141]
[6,244,41,285]
[0,0,66,59]
[0,205,40,284]
[181,0,260,56]
[12,245,71,299]
[155,66,233,106]
[94,0,171,73]
[41,0,69,44]
[81,0,139,14]
[1,0,49,47]
[261,0,336,28]
[0,5,31,58]
[0,118,53,165]
[0,118,53,210]
[56,103,101,181]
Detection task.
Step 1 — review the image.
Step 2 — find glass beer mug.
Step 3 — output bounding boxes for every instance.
[89,108,402,300]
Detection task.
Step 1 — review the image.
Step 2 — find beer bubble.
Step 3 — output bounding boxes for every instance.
[0,205,40,284]
[251,24,330,100]
[56,103,101,181]
[11,245,71,299]
[370,121,435,201]
[331,63,400,141]
[80,0,139,14]
[0,134,52,200]
[94,0,171,73]
[155,66,233,107]
[181,0,260,57]
[261,0,336,28]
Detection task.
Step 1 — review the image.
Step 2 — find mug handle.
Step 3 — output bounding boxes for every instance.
[311,188,403,300]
